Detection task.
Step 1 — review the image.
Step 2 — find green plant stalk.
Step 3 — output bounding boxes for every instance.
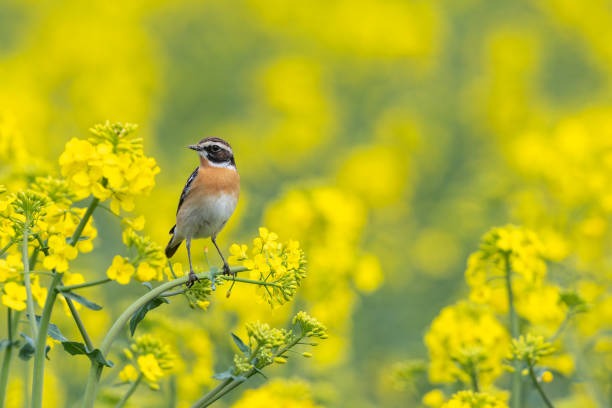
[221,276,282,288]
[0,239,15,257]
[469,366,480,393]
[69,196,100,246]
[32,195,101,408]
[58,278,111,292]
[82,266,248,408]
[65,294,94,350]
[63,196,101,348]
[193,336,303,407]
[22,225,39,340]
[31,272,62,408]
[528,364,554,408]
[504,253,521,408]
[0,310,20,408]
[115,374,143,408]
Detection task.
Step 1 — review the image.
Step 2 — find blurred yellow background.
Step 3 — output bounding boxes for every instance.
[1,0,611,407]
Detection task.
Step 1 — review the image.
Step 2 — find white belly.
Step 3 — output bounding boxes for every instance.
[175,193,238,240]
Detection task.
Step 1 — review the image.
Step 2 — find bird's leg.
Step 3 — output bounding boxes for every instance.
[185,238,199,287]
[211,234,232,276]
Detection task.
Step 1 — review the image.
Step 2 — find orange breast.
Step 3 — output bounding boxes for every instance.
[191,164,240,197]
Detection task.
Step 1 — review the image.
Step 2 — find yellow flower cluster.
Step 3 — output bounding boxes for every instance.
[227,311,327,378]
[119,334,175,390]
[232,378,321,408]
[229,227,306,306]
[509,334,555,365]
[264,186,383,366]
[465,225,567,329]
[0,180,96,310]
[441,390,508,408]
[424,301,510,387]
[59,122,159,214]
[106,227,166,285]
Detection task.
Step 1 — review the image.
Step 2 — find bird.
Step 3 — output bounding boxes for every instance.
[165,137,240,287]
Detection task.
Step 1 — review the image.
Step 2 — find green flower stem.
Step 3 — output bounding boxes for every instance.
[65,294,94,350]
[504,252,521,408]
[82,266,248,408]
[58,278,112,292]
[69,196,100,246]
[115,374,143,408]
[0,310,20,408]
[32,195,101,408]
[22,225,38,340]
[31,272,62,408]
[528,364,554,408]
[63,196,102,349]
[469,368,480,393]
[0,239,15,257]
[192,336,303,408]
[220,276,282,288]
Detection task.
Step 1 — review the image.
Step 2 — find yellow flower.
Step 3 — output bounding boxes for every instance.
[425,301,510,387]
[106,255,135,285]
[228,243,248,264]
[119,364,139,383]
[136,262,157,282]
[423,389,446,408]
[541,371,554,383]
[137,354,164,385]
[2,282,27,311]
[0,259,19,282]
[42,235,78,272]
[31,276,48,308]
[233,378,321,408]
[442,390,508,408]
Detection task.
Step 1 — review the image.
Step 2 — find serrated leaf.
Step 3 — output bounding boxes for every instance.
[231,333,250,354]
[18,334,35,361]
[60,291,102,310]
[61,341,113,367]
[129,297,169,336]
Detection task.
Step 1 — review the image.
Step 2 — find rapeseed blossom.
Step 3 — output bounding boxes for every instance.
[232,378,321,408]
[119,334,175,390]
[425,301,509,387]
[59,122,159,214]
[442,390,508,408]
[229,227,306,306]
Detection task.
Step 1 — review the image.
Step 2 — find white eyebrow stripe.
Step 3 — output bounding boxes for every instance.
[201,141,233,154]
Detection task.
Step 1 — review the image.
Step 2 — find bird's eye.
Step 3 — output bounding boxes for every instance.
[210,145,221,152]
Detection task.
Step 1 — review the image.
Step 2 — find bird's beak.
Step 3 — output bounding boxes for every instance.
[188,144,199,151]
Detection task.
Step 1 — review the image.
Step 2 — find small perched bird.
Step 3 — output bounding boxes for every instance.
[165,137,240,287]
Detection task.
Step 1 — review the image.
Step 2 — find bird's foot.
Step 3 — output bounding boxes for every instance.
[186,270,199,288]
[222,263,234,276]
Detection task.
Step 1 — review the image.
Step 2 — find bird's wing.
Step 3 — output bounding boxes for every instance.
[176,166,199,215]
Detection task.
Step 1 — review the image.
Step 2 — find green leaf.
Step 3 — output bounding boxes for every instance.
[61,341,113,367]
[60,291,102,310]
[33,316,68,342]
[231,333,250,354]
[129,296,169,336]
[18,334,35,361]
[142,282,153,290]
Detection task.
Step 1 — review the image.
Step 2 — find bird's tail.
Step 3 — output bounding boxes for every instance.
[165,226,182,258]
